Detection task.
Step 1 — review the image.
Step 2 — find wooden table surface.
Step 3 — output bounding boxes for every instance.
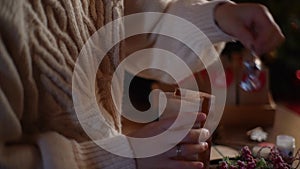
[212,104,300,168]
[214,104,300,150]
[269,104,300,150]
[123,103,300,148]
[122,103,300,167]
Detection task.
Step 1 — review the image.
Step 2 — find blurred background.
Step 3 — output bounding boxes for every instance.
[127,0,300,114]
[233,0,300,102]
[124,1,300,159]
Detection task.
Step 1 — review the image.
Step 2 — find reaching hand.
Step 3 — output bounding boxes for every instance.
[214,2,285,55]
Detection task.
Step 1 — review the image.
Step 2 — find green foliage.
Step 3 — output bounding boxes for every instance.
[256,158,269,169]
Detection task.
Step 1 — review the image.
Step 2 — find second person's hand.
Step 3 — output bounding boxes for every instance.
[214,2,285,55]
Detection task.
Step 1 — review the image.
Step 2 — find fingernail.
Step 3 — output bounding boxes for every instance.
[199,142,208,150]
[197,162,204,169]
[198,128,210,142]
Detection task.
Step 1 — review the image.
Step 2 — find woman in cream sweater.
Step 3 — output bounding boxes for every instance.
[0,0,284,169]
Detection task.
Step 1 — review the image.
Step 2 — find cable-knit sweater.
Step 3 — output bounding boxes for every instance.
[0,0,232,168]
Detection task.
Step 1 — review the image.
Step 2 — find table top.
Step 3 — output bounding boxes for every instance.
[123,103,300,147]
[269,104,300,149]
[212,104,300,168]
[122,103,300,167]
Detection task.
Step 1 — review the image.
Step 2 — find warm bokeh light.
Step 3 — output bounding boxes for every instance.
[296,70,300,80]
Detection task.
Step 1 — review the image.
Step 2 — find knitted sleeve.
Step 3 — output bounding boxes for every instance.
[0,50,42,169]
[0,0,42,168]
[0,41,136,169]
[0,0,136,168]
[124,0,234,84]
[125,0,233,43]
[36,132,136,169]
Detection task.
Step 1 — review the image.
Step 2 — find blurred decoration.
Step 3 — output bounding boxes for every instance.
[296,70,300,81]
[233,0,300,102]
[239,50,264,93]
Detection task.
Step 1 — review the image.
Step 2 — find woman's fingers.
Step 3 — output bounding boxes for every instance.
[181,128,210,144]
[195,113,206,125]
[193,112,206,129]
[136,151,205,169]
[130,113,207,139]
[157,112,206,132]
[168,160,204,169]
[254,25,285,55]
[169,143,209,161]
[214,2,285,55]
[249,5,285,55]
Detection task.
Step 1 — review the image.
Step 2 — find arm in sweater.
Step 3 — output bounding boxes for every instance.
[0,0,135,169]
[0,0,233,169]
[0,0,41,168]
[0,46,135,169]
[124,0,284,84]
[125,0,232,43]
[124,0,233,83]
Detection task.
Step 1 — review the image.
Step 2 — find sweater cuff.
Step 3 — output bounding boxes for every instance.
[37,132,79,169]
[73,135,136,169]
[181,0,234,43]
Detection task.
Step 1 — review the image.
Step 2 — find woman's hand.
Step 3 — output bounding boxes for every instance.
[214,2,285,55]
[128,112,210,169]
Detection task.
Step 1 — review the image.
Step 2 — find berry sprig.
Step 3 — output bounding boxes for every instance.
[218,146,300,169]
